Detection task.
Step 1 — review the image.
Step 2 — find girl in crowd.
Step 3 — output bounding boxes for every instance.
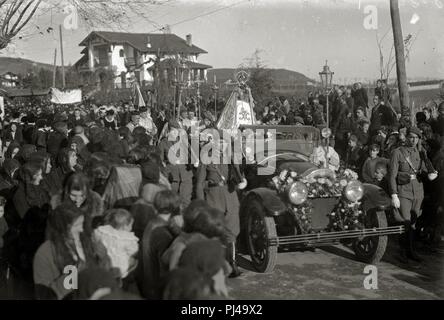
[51,173,104,233]
[4,141,21,160]
[0,158,20,198]
[45,147,80,196]
[33,203,111,299]
[12,161,49,220]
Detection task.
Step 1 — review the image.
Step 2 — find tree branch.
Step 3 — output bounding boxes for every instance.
[3,0,24,34]
[10,0,41,37]
[9,0,35,35]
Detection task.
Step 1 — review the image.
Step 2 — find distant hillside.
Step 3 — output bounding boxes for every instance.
[0,57,55,75]
[207,68,315,85]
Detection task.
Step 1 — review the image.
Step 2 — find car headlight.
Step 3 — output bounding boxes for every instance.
[288,181,308,205]
[345,180,364,202]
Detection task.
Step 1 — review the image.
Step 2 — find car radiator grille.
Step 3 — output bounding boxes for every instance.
[309,197,341,231]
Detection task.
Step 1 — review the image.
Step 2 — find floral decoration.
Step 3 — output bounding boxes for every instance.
[327,201,365,231]
[271,168,362,234]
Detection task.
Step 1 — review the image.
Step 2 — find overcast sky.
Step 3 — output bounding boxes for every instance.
[3,0,444,82]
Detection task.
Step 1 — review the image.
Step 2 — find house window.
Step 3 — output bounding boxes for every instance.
[119,49,124,58]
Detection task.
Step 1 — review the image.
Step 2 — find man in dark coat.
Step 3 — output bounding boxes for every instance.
[195,137,247,277]
[352,82,369,115]
[46,122,69,162]
[369,95,397,137]
[332,95,353,159]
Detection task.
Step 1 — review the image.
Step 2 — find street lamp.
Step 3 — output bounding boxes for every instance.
[319,60,334,130]
[319,61,334,169]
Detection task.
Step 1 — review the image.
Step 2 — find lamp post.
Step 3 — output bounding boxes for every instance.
[319,60,334,130]
[319,61,334,169]
[212,82,219,120]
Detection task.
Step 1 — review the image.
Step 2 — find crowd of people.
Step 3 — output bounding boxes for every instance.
[0,78,442,299]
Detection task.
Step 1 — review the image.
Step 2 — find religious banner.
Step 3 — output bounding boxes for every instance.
[217,71,256,131]
[236,100,254,126]
[51,88,82,104]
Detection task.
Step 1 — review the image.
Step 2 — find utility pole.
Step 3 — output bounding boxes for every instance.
[390,0,410,116]
[59,25,66,88]
[52,48,57,87]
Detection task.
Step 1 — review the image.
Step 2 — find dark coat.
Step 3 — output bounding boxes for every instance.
[195,163,241,241]
[138,220,176,299]
[47,131,68,160]
[12,182,50,220]
[32,129,48,151]
[352,88,369,110]
[369,103,397,136]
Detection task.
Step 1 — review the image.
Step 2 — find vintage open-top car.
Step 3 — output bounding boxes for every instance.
[239,125,405,273]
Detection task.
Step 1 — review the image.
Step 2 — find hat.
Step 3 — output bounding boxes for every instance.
[178,239,226,278]
[407,126,422,138]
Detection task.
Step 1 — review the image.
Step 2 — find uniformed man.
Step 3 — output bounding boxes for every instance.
[389,126,438,263]
[158,120,193,208]
[195,136,247,277]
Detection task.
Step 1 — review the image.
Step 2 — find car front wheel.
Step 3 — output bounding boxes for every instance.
[352,210,388,264]
[245,199,278,273]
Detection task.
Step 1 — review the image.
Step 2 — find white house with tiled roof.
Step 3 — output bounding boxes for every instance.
[75,31,212,87]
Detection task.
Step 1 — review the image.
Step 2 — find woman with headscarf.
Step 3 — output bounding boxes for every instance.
[12,161,50,220]
[4,141,21,160]
[33,203,112,300]
[0,158,20,199]
[44,148,79,197]
[51,172,104,232]
[14,144,37,165]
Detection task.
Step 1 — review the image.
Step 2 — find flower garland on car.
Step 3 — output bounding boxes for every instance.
[327,201,365,232]
[271,168,362,233]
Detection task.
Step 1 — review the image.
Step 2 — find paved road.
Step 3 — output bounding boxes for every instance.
[228,237,444,300]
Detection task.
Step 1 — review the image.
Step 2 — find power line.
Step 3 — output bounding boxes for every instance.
[149,0,251,33]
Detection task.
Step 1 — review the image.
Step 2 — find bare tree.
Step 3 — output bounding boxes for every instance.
[376,29,421,79]
[375,28,419,81]
[0,0,170,50]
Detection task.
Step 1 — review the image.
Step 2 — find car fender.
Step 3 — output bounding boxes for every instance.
[242,187,287,216]
[361,183,391,213]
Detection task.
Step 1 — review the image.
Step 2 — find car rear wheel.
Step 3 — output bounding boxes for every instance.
[245,199,278,273]
[352,210,388,264]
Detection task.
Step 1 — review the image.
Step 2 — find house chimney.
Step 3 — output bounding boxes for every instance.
[186,34,192,47]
